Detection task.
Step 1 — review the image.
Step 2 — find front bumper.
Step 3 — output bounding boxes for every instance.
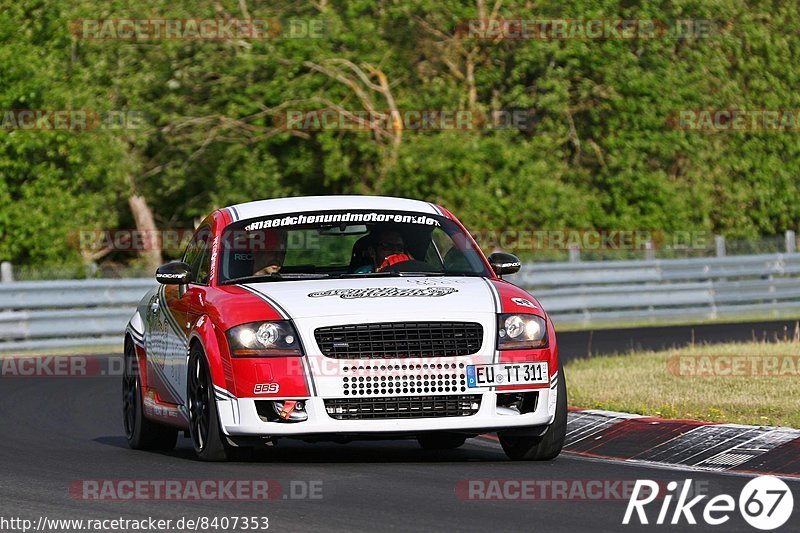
[216,311,558,438]
[216,386,556,437]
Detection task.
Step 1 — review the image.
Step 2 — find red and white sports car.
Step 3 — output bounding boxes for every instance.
[124,195,566,461]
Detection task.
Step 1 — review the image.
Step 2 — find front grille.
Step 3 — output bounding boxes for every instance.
[325,395,481,420]
[315,322,483,359]
[342,362,468,396]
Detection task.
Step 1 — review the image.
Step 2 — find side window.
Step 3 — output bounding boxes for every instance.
[196,236,213,285]
[182,226,212,284]
[424,228,452,268]
[428,227,475,272]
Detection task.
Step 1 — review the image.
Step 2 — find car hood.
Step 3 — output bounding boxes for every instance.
[240,276,498,319]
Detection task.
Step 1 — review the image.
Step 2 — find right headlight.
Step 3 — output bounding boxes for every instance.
[497,314,548,350]
[226,321,303,357]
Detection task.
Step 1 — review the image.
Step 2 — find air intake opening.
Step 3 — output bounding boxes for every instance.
[496,392,538,415]
[324,394,481,420]
[256,400,308,422]
[315,322,483,359]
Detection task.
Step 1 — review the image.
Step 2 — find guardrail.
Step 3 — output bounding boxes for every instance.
[0,279,153,351]
[508,253,800,327]
[2,253,800,351]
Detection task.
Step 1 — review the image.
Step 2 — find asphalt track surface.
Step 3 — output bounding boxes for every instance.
[557,319,800,362]
[2,375,798,532]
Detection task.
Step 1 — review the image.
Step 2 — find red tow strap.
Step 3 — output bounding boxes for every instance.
[279,400,298,420]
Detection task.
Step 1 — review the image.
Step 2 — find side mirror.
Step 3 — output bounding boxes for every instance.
[488,252,521,276]
[156,261,191,285]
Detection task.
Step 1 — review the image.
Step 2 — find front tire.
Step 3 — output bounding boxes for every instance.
[123,340,178,451]
[499,365,567,461]
[187,344,237,461]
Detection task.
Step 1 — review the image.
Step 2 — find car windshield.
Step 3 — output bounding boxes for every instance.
[218,210,491,283]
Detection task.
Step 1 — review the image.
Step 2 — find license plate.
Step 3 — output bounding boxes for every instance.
[466,362,549,388]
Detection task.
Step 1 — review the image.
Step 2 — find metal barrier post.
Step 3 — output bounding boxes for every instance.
[568,244,580,262]
[715,235,726,257]
[786,230,797,254]
[0,262,13,283]
[644,240,655,261]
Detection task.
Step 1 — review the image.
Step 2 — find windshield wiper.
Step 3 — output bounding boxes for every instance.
[222,273,329,285]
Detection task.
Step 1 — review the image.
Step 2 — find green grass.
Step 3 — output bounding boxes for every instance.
[566,341,800,428]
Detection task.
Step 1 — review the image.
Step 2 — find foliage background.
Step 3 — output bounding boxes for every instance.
[1,0,799,273]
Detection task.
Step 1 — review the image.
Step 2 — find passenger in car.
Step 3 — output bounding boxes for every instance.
[252,229,288,276]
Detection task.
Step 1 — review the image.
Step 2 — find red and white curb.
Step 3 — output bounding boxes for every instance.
[563,408,800,477]
[477,408,799,477]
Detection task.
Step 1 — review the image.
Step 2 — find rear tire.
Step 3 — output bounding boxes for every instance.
[123,340,178,451]
[499,365,567,461]
[188,344,242,461]
[417,432,468,450]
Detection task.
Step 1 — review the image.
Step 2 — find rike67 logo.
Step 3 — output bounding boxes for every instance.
[624,476,794,530]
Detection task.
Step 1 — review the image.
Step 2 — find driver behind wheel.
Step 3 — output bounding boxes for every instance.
[353,229,412,273]
[378,252,412,272]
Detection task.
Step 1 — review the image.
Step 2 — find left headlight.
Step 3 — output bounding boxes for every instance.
[226,321,303,357]
[497,314,548,350]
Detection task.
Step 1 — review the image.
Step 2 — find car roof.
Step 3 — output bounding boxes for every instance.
[224,195,442,223]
